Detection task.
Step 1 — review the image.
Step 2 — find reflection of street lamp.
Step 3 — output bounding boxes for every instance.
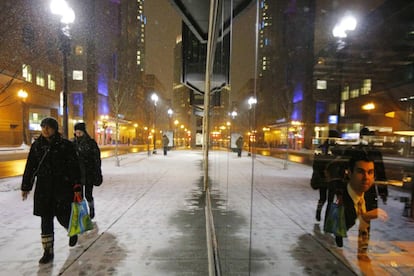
[229,111,238,148]
[167,108,173,130]
[332,15,357,129]
[133,123,138,142]
[248,96,257,156]
[174,119,179,148]
[144,126,150,156]
[17,89,28,145]
[230,110,238,119]
[180,124,184,146]
[332,15,357,38]
[101,115,109,145]
[151,93,158,154]
[50,0,75,138]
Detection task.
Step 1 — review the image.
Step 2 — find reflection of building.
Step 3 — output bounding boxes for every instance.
[169,0,253,148]
[314,0,414,154]
[172,35,193,144]
[256,0,315,149]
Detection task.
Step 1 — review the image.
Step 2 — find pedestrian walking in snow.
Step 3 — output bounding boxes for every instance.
[73,122,102,219]
[236,136,243,157]
[21,117,81,264]
[162,134,170,156]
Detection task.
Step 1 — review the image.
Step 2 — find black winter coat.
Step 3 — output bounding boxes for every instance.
[21,134,81,217]
[73,134,102,187]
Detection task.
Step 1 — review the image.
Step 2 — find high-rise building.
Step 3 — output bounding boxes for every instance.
[70,0,147,144]
[256,0,316,149]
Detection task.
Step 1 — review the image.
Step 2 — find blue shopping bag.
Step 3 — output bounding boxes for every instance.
[324,198,347,238]
[68,193,93,237]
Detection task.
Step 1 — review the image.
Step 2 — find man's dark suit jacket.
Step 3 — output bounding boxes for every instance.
[341,185,377,230]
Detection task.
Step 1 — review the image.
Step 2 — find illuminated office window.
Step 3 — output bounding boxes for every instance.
[341,85,349,100]
[316,80,327,90]
[350,88,359,98]
[36,70,45,87]
[73,70,83,80]
[75,46,84,55]
[47,74,55,90]
[361,79,371,95]
[22,64,32,82]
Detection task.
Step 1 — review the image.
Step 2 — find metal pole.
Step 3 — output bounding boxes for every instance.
[21,101,27,145]
[61,34,70,138]
[153,104,157,154]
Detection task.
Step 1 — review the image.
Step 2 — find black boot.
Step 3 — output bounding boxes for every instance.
[39,234,54,264]
[315,202,323,221]
[335,236,343,247]
[88,200,95,219]
[69,235,78,247]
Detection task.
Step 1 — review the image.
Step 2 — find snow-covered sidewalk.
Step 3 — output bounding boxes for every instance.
[0,150,412,275]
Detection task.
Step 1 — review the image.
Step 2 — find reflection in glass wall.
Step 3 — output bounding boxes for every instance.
[207,0,414,275]
[0,0,413,275]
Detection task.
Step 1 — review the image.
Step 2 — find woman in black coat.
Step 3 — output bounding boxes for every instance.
[21,117,81,264]
[73,122,102,219]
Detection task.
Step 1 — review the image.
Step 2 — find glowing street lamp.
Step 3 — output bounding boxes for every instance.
[167,108,173,130]
[332,15,357,38]
[362,102,375,111]
[332,14,357,128]
[100,115,109,145]
[247,96,257,156]
[50,0,75,138]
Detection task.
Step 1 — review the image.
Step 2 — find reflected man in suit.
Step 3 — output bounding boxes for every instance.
[341,152,388,260]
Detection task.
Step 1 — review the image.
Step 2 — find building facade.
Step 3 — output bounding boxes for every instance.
[0,0,149,146]
[0,0,62,145]
[256,0,316,149]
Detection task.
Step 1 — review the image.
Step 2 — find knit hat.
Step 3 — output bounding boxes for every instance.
[40,117,59,131]
[74,122,86,132]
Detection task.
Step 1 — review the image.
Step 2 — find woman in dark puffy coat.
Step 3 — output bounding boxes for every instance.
[73,122,102,219]
[21,117,81,264]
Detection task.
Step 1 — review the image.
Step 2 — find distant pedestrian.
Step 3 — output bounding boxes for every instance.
[236,136,243,157]
[73,122,102,219]
[162,134,170,156]
[21,117,81,264]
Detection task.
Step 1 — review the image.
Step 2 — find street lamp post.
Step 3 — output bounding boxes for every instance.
[248,96,257,156]
[151,93,158,154]
[174,119,179,148]
[133,123,138,143]
[50,0,75,138]
[230,111,238,148]
[17,89,28,145]
[101,115,109,145]
[167,108,173,130]
[332,14,357,130]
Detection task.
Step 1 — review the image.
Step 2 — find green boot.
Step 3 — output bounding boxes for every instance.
[39,234,54,264]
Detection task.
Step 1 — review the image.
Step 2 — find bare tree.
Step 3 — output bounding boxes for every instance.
[109,77,139,166]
